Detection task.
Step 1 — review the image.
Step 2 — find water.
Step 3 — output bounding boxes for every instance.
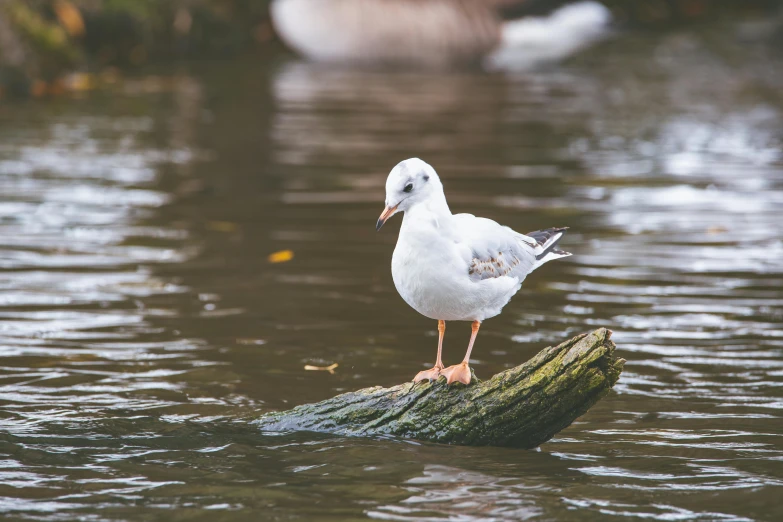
[1,23,782,521]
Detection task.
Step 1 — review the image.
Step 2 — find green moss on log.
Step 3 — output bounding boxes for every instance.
[257,328,624,448]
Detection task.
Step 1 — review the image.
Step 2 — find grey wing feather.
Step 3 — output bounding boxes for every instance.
[452,214,538,282]
[467,243,537,281]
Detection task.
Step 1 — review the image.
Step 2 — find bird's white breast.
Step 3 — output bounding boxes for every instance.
[392,238,464,321]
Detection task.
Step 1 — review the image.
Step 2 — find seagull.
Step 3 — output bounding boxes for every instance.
[376,158,571,385]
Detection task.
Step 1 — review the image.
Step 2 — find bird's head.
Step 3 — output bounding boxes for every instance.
[377,158,442,231]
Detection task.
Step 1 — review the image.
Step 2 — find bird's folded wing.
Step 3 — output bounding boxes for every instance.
[452,214,537,282]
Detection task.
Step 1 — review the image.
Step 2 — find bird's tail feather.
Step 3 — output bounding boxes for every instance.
[527,227,571,270]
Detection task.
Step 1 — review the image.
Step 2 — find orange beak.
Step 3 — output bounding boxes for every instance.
[376,204,398,231]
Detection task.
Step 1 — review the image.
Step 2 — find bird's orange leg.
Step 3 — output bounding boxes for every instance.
[441,320,480,385]
[414,320,446,382]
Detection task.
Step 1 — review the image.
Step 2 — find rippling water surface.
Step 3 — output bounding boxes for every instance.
[1,23,782,521]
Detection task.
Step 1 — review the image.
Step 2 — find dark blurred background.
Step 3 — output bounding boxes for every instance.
[1,0,782,96]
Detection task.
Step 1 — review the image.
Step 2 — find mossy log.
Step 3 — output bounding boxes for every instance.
[257,328,623,448]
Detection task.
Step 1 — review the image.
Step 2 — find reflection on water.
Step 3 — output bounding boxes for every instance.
[1,22,783,521]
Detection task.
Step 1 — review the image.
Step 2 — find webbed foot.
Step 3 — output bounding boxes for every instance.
[440,362,471,385]
[413,366,443,383]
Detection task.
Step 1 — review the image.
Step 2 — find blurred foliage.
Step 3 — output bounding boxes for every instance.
[0,0,274,98]
[7,2,79,62]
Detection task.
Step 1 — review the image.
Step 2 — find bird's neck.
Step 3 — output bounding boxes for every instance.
[401,192,452,231]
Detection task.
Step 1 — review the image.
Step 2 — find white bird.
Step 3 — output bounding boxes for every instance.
[271,0,611,69]
[376,158,571,385]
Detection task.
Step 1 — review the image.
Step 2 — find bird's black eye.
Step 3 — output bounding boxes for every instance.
[403,183,413,193]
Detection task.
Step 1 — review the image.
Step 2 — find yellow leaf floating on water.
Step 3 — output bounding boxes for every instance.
[304,363,338,374]
[268,250,294,263]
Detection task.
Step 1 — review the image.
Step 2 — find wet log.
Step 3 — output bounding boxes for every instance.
[257,328,623,448]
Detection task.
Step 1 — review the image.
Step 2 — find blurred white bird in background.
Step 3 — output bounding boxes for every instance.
[271,0,612,69]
